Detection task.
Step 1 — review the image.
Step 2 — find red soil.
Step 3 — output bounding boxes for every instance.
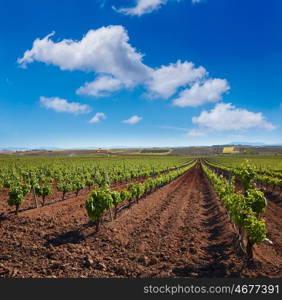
[0,164,281,278]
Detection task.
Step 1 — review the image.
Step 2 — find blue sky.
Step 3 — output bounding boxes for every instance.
[0,0,281,148]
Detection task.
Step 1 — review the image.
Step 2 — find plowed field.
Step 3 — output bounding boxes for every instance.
[0,164,281,278]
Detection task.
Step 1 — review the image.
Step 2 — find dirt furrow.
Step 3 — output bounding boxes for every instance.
[0,164,281,278]
[125,169,197,265]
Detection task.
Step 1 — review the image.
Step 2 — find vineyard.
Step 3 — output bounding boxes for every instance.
[0,154,281,278]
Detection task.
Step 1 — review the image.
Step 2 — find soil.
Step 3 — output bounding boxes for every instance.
[0,164,281,278]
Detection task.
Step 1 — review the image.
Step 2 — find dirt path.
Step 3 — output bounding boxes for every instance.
[101,164,239,277]
[0,164,281,278]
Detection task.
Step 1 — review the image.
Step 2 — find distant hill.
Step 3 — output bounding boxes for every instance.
[229,142,267,146]
[170,145,282,155]
[229,142,282,146]
[1,144,282,157]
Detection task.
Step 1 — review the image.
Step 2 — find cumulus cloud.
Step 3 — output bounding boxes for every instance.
[40,96,91,114]
[19,26,229,105]
[122,115,142,124]
[18,26,150,87]
[114,0,204,16]
[192,103,275,131]
[147,60,207,99]
[173,79,230,107]
[89,112,106,123]
[114,0,167,16]
[187,129,205,136]
[77,76,124,97]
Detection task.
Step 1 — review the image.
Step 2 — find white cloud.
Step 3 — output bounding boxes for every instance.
[114,0,204,16]
[122,115,142,124]
[89,112,106,123]
[77,76,124,97]
[18,26,150,87]
[192,103,275,131]
[19,26,229,105]
[187,129,205,136]
[147,60,207,99]
[114,0,167,16]
[40,96,91,114]
[173,78,230,107]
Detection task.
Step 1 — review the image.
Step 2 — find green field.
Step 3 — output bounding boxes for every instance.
[205,154,282,171]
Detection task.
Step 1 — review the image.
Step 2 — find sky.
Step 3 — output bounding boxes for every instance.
[0,0,281,149]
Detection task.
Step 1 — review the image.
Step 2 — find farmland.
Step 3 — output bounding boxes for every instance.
[0,154,281,278]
